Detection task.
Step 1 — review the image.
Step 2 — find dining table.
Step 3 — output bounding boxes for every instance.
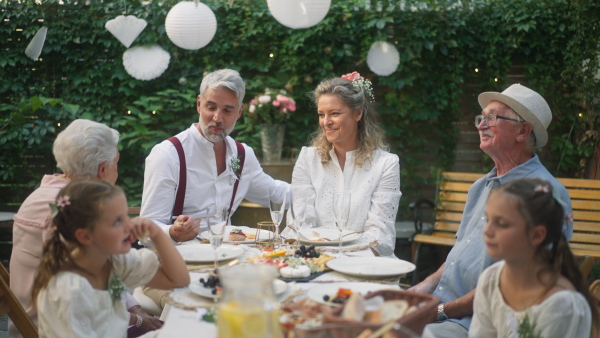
[138,225,416,338]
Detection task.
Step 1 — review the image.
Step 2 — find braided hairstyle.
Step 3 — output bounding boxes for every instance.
[493,178,598,331]
[31,179,124,308]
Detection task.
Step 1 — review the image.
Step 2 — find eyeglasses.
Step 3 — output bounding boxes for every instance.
[475,114,523,127]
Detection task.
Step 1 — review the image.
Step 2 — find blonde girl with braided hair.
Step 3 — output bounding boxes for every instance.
[284,72,401,257]
[32,179,189,338]
[470,178,597,337]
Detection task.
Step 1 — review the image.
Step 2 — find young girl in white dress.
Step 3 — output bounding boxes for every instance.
[31,179,190,338]
[470,178,598,337]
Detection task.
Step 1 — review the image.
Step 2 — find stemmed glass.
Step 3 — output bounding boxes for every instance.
[269,186,287,249]
[208,207,229,270]
[333,192,351,255]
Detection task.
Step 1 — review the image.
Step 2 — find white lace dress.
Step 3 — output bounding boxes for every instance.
[37,249,159,338]
[470,261,592,338]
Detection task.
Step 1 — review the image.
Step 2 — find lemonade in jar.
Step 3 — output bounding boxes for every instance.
[217,264,282,338]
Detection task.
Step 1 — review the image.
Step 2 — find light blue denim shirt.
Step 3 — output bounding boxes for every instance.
[432,154,572,330]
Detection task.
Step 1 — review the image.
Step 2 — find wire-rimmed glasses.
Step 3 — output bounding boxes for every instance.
[474,114,523,127]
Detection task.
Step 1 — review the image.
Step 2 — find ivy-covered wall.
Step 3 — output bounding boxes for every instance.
[1,0,599,217]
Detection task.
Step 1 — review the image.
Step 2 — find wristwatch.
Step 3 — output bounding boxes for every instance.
[437,303,448,321]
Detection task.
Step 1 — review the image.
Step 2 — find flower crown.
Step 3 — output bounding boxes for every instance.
[341,71,375,103]
[49,195,71,218]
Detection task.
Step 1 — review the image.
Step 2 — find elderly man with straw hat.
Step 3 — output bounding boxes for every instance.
[409,84,573,337]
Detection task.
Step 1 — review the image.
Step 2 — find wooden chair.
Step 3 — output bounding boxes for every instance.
[579,256,596,280]
[0,263,38,337]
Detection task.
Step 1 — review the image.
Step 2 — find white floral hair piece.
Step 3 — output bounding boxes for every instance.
[341,71,375,103]
[56,195,71,208]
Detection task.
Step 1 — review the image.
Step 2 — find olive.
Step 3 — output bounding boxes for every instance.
[323,295,330,301]
[299,245,306,252]
[295,249,302,256]
[309,245,315,251]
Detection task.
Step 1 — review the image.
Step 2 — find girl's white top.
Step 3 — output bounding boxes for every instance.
[285,146,401,257]
[37,248,159,338]
[470,260,592,338]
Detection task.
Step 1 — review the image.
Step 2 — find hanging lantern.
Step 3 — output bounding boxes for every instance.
[123,45,171,81]
[267,0,331,29]
[165,1,217,50]
[105,15,147,48]
[25,26,47,61]
[367,41,400,76]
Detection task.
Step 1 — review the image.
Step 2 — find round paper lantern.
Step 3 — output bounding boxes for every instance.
[367,41,400,76]
[267,0,331,29]
[165,1,217,50]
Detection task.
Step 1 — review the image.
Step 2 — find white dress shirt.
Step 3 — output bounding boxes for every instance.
[284,146,401,256]
[141,124,288,234]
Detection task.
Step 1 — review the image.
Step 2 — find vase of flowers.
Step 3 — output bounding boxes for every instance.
[248,89,296,163]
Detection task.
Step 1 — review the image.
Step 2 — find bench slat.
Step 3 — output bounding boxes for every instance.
[413,234,456,247]
[442,172,485,182]
[570,232,600,245]
[437,201,467,212]
[568,190,600,201]
[571,200,600,210]
[572,210,600,222]
[557,178,600,189]
[440,182,474,192]
[432,222,461,232]
[573,222,600,232]
[438,192,469,203]
[435,212,463,223]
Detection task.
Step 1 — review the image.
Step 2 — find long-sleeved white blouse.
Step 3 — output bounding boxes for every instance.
[285,146,401,256]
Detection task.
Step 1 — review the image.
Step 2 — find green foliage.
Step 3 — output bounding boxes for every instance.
[1,0,599,214]
[518,313,542,338]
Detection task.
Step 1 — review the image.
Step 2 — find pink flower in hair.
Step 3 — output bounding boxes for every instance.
[56,195,71,208]
[341,71,363,81]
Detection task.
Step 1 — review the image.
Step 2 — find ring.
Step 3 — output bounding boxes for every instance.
[178,221,184,225]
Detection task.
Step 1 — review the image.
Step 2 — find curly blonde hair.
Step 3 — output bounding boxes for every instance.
[309,77,388,167]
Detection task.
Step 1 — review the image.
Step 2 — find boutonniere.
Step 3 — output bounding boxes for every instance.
[230,156,242,180]
[108,274,125,302]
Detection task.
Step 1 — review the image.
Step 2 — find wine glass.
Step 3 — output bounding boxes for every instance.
[269,186,287,249]
[333,192,351,255]
[208,208,229,270]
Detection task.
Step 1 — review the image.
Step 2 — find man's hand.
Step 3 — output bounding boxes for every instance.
[169,215,201,242]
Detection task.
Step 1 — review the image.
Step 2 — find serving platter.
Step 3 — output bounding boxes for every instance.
[326,257,415,278]
[200,225,274,244]
[175,244,244,264]
[298,228,361,245]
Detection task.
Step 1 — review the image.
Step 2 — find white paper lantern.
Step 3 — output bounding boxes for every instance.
[165,1,217,50]
[123,45,171,81]
[105,15,147,48]
[367,41,400,76]
[25,26,47,61]
[267,0,331,29]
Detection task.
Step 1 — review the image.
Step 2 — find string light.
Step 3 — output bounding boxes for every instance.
[127,110,131,114]
[57,122,61,127]
[494,78,498,82]
[152,111,156,114]
[269,53,274,58]
[475,68,479,72]
[579,113,583,117]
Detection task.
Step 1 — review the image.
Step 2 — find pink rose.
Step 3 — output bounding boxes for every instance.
[272,100,280,107]
[250,97,258,105]
[341,71,363,81]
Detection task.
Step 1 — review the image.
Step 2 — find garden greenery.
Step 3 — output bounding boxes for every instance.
[1,0,599,218]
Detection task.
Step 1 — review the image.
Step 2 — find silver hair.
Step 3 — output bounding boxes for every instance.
[199,69,245,107]
[52,119,120,176]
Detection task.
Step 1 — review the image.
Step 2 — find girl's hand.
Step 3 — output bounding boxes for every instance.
[129,217,161,242]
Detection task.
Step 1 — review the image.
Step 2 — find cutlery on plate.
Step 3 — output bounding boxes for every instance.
[321,231,361,241]
[286,224,310,240]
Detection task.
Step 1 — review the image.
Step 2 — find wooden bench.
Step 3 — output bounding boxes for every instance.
[410,172,600,283]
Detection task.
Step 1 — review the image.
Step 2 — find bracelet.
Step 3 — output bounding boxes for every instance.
[135,314,143,328]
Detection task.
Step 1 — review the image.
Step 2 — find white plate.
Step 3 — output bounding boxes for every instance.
[176,244,244,264]
[326,257,415,278]
[188,279,288,299]
[298,228,361,245]
[201,226,274,244]
[307,282,398,306]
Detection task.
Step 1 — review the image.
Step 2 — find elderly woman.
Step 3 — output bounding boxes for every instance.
[286,72,401,257]
[9,119,160,337]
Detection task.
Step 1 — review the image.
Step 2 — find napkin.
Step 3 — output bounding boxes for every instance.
[157,306,216,338]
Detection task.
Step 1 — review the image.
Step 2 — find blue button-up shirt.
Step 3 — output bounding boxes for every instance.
[432,154,572,330]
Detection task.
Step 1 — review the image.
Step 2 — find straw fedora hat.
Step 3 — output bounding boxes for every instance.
[478,84,552,148]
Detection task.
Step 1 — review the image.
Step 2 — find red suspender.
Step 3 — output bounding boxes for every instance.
[229,141,246,219]
[167,137,186,221]
[167,137,245,222]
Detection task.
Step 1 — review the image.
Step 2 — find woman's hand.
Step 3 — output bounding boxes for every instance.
[128,306,164,331]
